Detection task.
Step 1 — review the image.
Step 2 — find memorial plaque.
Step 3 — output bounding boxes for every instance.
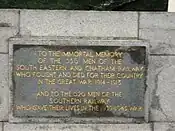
[9,39,148,123]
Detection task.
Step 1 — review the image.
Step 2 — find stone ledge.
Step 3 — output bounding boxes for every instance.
[154,122,175,131]
[0,54,8,121]
[20,10,138,37]
[4,123,151,131]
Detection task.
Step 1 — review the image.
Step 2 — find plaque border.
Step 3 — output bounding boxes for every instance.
[8,37,150,124]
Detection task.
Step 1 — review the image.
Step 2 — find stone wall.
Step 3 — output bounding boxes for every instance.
[0,9,175,131]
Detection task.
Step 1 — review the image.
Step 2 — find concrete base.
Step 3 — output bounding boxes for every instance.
[4,124,151,131]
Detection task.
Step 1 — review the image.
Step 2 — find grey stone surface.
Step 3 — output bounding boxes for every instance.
[0,55,9,121]
[0,10,19,27]
[0,10,19,53]
[20,10,138,37]
[154,123,175,131]
[139,28,175,54]
[140,12,175,29]
[0,123,2,131]
[148,56,175,121]
[4,123,151,131]
[0,28,18,53]
[139,12,175,55]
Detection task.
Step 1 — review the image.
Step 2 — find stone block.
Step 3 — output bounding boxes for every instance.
[140,12,175,29]
[20,10,138,37]
[148,56,175,121]
[154,123,175,131]
[0,10,19,27]
[0,55,9,121]
[0,28,18,53]
[8,38,149,123]
[139,28,175,54]
[4,124,151,131]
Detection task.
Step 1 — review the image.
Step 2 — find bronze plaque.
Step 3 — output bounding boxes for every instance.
[12,44,147,118]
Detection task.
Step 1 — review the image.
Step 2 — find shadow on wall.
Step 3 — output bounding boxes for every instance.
[0,0,168,11]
